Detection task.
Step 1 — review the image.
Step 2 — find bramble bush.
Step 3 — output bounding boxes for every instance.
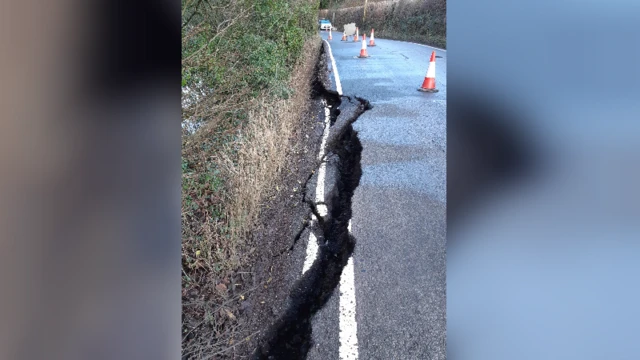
[182,0,318,113]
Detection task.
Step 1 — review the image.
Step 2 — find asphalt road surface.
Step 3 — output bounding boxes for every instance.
[307,31,447,360]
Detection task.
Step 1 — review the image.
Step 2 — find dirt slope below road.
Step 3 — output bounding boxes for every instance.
[239,43,371,359]
[181,38,323,359]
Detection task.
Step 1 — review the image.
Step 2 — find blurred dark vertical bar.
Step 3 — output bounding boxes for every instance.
[0,0,181,359]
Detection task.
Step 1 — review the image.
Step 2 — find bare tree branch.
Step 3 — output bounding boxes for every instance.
[181,5,253,66]
[182,0,205,29]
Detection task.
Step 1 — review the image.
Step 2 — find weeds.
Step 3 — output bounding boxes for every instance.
[181,0,323,357]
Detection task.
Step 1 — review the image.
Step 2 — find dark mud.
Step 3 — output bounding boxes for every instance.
[237,43,371,360]
[234,77,328,358]
[251,97,368,360]
[250,43,372,359]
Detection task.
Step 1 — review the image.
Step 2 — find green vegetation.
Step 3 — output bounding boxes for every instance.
[320,0,446,49]
[181,0,320,272]
[181,0,322,358]
[182,0,317,109]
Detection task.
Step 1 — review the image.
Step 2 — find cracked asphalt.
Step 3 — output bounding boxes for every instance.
[307,32,447,360]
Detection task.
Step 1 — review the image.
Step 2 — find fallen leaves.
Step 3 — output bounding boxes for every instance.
[215,283,227,293]
[225,309,236,320]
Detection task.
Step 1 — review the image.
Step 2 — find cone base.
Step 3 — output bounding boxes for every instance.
[369,44,376,47]
[358,55,370,58]
[417,88,439,93]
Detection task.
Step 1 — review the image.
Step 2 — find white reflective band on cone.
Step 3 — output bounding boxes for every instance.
[426,61,436,78]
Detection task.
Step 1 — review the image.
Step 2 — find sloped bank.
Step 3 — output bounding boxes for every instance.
[181,39,324,360]
[247,43,372,359]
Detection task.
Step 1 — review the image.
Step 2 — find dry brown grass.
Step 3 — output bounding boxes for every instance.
[181,37,322,359]
[326,0,394,10]
[223,37,322,263]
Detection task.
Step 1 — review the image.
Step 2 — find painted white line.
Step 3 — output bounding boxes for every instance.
[302,100,332,274]
[318,102,331,160]
[339,220,358,360]
[316,101,331,218]
[406,41,447,53]
[323,40,360,359]
[323,40,343,95]
[302,215,319,274]
[303,44,360,359]
[316,162,328,218]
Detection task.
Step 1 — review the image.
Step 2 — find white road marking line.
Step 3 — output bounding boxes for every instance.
[339,220,358,360]
[405,41,447,53]
[318,103,331,160]
[316,161,328,219]
[323,40,343,95]
[316,103,331,218]
[323,39,359,359]
[302,100,331,274]
[302,216,319,274]
[305,40,360,359]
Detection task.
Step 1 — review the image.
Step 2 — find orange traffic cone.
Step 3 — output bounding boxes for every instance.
[358,38,369,58]
[369,29,376,46]
[341,32,347,41]
[354,27,359,42]
[328,28,332,40]
[418,51,438,92]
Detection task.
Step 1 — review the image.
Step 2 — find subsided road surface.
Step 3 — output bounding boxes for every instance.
[306,32,447,359]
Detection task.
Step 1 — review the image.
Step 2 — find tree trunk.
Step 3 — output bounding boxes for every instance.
[363,0,368,24]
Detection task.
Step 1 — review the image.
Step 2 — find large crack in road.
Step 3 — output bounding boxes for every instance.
[252,44,371,360]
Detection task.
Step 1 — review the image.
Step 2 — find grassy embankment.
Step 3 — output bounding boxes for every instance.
[181,0,321,356]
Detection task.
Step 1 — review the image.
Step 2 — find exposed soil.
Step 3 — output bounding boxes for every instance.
[251,94,369,359]
[186,43,371,360]
[230,53,333,358]
[244,43,371,359]
[181,40,325,360]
